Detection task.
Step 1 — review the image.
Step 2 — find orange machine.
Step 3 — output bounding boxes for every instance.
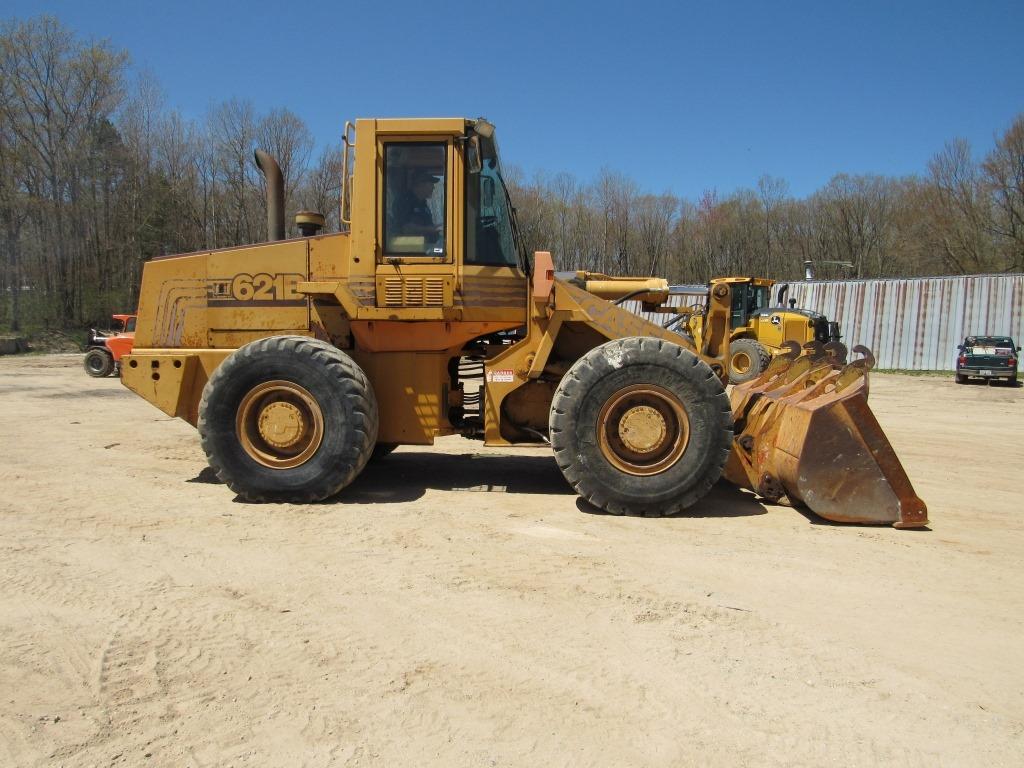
[119,117,926,527]
[84,314,136,377]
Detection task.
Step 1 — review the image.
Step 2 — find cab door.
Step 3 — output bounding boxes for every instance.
[375,138,459,318]
[459,144,527,324]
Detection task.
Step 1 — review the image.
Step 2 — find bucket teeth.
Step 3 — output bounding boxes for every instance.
[824,341,847,365]
[849,344,875,371]
[801,340,826,361]
[724,345,928,528]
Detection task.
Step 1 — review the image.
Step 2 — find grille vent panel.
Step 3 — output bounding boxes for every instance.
[378,276,450,307]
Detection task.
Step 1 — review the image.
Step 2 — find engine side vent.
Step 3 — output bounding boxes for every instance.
[424,278,445,306]
[377,275,452,308]
[384,278,403,306]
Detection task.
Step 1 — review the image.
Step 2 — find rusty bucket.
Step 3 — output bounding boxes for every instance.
[723,342,929,528]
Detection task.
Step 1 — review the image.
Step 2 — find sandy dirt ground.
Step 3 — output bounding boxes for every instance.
[0,354,1022,767]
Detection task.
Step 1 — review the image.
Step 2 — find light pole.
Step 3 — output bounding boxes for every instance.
[803,260,855,280]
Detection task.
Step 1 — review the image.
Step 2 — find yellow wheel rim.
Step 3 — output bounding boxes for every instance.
[732,350,752,374]
[236,380,324,469]
[597,384,690,476]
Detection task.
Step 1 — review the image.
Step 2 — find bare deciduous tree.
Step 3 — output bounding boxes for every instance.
[758,174,789,274]
[1,14,1022,336]
[923,140,992,273]
[982,116,1024,271]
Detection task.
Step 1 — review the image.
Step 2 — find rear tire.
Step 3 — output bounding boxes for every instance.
[549,337,733,517]
[198,336,378,503]
[84,348,114,378]
[728,338,771,384]
[955,373,967,384]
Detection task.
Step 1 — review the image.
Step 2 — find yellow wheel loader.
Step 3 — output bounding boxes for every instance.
[678,277,842,384]
[120,117,927,527]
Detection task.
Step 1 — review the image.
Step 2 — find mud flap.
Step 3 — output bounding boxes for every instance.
[724,342,929,528]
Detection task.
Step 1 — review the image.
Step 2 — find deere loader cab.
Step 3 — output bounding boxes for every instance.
[729,279,772,329]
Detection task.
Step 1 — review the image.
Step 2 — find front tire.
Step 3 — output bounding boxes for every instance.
[728,338,770,384]
[84,348,115,377]
[549,337,733,516]
[198,336,378,502]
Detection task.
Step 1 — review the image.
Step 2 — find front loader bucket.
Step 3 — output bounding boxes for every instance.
[724,344,928,528]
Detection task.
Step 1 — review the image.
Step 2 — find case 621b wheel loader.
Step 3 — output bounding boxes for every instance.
[120,117,927,527]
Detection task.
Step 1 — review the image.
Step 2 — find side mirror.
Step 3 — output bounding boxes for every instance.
[467,135,482,175]
[957,344,963,351]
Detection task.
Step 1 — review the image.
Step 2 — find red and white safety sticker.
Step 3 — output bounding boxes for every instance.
[486,369,515,383]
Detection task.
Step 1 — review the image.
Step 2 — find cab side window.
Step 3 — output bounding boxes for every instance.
[751,286,768,312]
[383,143,447,256]
[730,286,746,328]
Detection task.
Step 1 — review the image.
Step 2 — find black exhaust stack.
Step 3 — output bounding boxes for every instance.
[254,149,285,242]
[776,283,789,307]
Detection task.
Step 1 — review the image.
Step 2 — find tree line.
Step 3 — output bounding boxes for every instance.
[506,127,1023,285]
[1,15,1022,333]
[0,16,341,332]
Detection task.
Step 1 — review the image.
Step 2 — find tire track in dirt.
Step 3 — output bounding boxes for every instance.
[0,552,115,766]
[66,580,363,766]
[3,358,1024,766]
[388,535,989,767]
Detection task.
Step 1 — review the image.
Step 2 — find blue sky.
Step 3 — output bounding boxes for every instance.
[5,0,1023,199]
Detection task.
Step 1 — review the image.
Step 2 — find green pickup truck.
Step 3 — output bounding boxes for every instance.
[956,336,1019,385]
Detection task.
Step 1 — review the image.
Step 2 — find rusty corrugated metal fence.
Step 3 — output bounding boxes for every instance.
[625,273,1024,370]
[786,274,1024,370]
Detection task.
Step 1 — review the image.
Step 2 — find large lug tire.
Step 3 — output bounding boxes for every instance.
[84,348,115,378]
[549,337,733,517]
[198,336,378,503]
[728,338,771,385]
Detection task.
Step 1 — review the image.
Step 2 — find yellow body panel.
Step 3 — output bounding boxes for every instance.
[121,350,232,425]
[133,253,209,348]
[737,313,817,352]
[350,351,451,444]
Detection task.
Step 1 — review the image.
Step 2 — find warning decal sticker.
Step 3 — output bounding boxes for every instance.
[486,369,516,383]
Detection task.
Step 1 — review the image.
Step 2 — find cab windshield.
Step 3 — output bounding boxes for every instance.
[730,283,770,328]
[465,135,519,268]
